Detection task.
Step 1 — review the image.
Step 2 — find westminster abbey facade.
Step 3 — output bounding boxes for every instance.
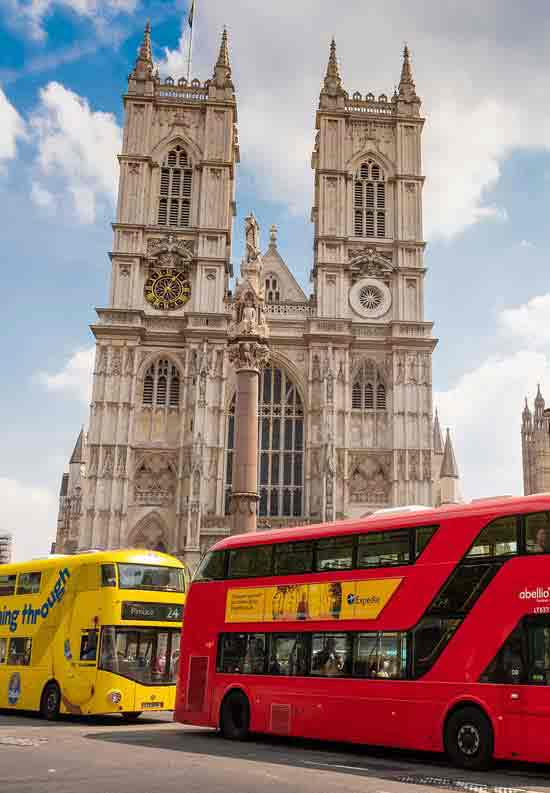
[55,25,462,568]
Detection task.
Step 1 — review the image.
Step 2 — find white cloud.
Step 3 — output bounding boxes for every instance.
[0,87,26,166]
[0,478,57,562]
[435,350,550,500]
[30,82,121,223]
[9,0,137,41]
[520,239,535,248]
[157,1,550,239]
[37,347,94,404]
[31,181,56,211]
[499,294,550,350]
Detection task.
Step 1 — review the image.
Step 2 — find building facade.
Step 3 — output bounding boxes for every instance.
[0,533,12,565]
[55,26,462,568]
[522,386,550,494]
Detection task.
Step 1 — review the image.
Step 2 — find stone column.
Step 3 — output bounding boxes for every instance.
[228,340,269,533]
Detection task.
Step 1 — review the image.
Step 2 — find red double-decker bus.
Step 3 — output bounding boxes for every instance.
[175,495,550,769]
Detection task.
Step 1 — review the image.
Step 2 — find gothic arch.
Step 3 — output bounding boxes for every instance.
[137,351,184,381]
[150,133,203,168]
[223,353,307,414]
[346,148,395,179]
[128,511,169,553]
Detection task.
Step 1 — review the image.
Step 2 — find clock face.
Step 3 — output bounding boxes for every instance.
[144,269,191,310]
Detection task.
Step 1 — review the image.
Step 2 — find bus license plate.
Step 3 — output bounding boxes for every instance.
[141,702,164,709]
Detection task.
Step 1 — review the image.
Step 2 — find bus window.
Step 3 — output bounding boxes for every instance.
[101,564,117,587]
[0,575,16,596]
[430,562,501,615]
[480,625,526,684]
[218,634,248,673]
[100,626,180,684]
[415,526,437,558]
[412,617,460,678]
[315,536,354,571]
[527,621,550,684]
[8,638,32,666]
[16,572,41,595]
[311,633,351,677]
[357,530,410,568]
[379,633,407,679]
[525,512,550,554]
[0,638,6,664]
[243,635,266,675]
[117,564,184,592]
[80,630,99,662]
[194,551,226,581]
[269,634,308,676]
[227,546,272,579]
[354,633,378,677]
[274,542,314,575]
[467,516,517,558]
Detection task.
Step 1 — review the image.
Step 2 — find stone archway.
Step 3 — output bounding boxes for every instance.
[129,512,169,553]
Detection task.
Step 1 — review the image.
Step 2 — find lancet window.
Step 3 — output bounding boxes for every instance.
[354,159,387,238]
[143,359,181,407]
[225,365,304,519]
[157,146,193,228]
[265,275,280,303]
[352,361,387,411]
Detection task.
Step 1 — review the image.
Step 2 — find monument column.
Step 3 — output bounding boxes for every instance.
[228,214,270,534]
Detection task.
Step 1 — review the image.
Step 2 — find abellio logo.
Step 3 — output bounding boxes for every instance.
[519,586,550,600]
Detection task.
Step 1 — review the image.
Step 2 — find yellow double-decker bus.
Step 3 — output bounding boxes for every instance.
[0,549,187,720]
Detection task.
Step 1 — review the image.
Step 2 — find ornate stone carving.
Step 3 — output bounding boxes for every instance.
[422,450,431,481]
[111,349,122,376]
[409,450,419,481]
[348,247,395,282]
[134,455,176,506]
[116,447,127,475]
[147,235,194,266]
[102,447,114,477]
[227,340,270,372]
[124,348,135,376]
[348,454,391,503]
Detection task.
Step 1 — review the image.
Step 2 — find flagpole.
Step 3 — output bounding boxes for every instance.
[186,0,196,82]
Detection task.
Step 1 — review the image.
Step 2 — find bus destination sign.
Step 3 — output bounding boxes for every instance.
[121,601,183,622]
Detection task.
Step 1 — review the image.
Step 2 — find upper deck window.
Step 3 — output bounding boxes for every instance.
[195,550,226,581]
[117,564,184,593]
[357,530,410,568]
[525,512,550,554]
[467,516,517,558]
[274,542,314,575]
[16,572,41,595]
[228,546,272,579]
[315,536,354,571]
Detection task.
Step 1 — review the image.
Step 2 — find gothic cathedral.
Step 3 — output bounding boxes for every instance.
[56,25,462,569]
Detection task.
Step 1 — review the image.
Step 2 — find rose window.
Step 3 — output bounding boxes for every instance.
[359,285,383,312]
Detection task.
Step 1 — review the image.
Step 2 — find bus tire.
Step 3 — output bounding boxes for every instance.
[40,682,61,721]
[220,690,250,741]
[121,712,142,722]
[444,706,493,770]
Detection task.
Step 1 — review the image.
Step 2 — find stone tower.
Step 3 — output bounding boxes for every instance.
[55,31,462,569]
[309,41,436,516]
[522,386,550,494]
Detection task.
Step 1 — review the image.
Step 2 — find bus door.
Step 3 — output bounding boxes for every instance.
[516,617,550,762]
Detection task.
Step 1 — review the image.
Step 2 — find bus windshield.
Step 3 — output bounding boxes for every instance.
[100,627,180,685]
[117,564,184,592]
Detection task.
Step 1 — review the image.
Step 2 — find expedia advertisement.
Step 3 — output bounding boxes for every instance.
[225,578,402,623]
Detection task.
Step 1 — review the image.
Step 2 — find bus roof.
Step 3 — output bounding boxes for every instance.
[0,548,185,575]
[215,493,550,550]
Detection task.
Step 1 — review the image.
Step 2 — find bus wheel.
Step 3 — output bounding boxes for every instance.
[121,712,142,722]
[444,706,493,770]
[40,682,61,721]
[220,690,250,741]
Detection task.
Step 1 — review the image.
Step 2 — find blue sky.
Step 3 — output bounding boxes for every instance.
[1,0,550,560]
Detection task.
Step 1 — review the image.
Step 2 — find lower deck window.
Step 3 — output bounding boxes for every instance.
[8,638,32,666]
[217,630,407,679]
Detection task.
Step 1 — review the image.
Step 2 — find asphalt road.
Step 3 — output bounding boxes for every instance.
[1,710,550,793]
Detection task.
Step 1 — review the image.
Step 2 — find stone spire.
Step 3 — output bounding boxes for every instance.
[522,397,533,432]
[269,224,278,249]
[433,408,444,454]
[440,429,459,479]
[131,20,154,81]
[397,44,420,106]
[535,383,545,410]
[321,38,345,100]
[70,428,85,464]
[212,27,232,87]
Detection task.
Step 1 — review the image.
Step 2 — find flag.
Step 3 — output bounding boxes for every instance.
[187,0,195,28]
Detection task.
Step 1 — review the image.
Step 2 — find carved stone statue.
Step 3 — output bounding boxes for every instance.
[245,213,260,263]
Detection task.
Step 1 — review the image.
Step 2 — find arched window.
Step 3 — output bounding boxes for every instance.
[265,275,280,304]
[142,359,181,407]
[225,365,304,518]
[157,146,192,228]
[354,159,386,238]
[352,361,387,412]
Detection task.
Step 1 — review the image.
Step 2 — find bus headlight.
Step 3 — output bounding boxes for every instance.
[108,690,122,704]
